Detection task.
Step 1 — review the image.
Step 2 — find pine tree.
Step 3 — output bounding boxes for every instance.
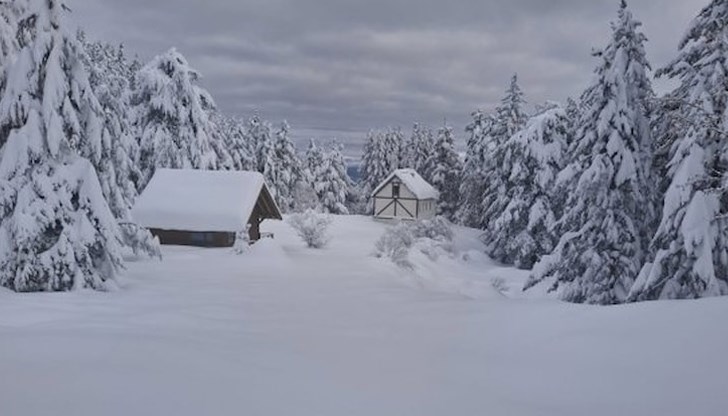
[269,121,304,212]
[0,0,20,67]
[384,127,405,171]
[401,125,417,170]
[479,75,529,230]
[289,138,321,212]
[404,123,435,177]
[212,113,254,171]
[248,114,275,187]
[426,124,461,220]
[494,74,528,144]
[0,0,22,129]
[482,106,569,269]
[630,0,728,301]
[418,124,436,176]
[315,141,351,215]
[0,0,123,291]
[305,138,324,178]
[458,110,495,228]
[134,48,224,188]
[564,97,580,147]
[359,129,393,212]
[526,1,655,304]
[78,34,160,258]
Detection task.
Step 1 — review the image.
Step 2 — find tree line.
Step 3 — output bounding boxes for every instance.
[360,0,728,304]
[0,0,353,291]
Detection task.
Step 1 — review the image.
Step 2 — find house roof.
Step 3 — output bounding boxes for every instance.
[371,169,439,200]
[132,169,282,233]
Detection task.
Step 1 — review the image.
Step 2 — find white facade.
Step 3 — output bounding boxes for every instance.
[371,169,439,220]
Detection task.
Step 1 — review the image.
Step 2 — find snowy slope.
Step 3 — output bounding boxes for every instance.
[0,216,726,416]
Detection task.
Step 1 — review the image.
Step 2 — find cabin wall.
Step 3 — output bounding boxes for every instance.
[397,198,418,219]
[373,180,423,220]
[373,197,420,220]
[373,188,438,220]
[376,181,417,199]
[150,229,236,248]
[374,197,397,218]
[417,199,437,220]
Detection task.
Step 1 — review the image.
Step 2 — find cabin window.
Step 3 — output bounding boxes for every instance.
[392,182,400,198]
[190,232,215,245]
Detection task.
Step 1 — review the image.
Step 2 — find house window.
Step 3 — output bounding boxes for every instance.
[392,182,400,198]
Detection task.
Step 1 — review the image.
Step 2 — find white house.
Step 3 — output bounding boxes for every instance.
[371,169,439,220]
[132,169,282,247]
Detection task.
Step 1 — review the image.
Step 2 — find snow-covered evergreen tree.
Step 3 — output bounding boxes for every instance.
[630,0,728,301]
[403,123,435,177]
[401,125,417,170]
[359,129,394,211]
[79,34,142,172]
[426,125,461,220]
[294,138,324,211]
[78,33,160,258]
[305,138,324,178]
[134,48,223,188]
[0,0,21,74]
[526,1,655,304]
[315,141,351,215]
[457,110,495,228]
[564,97,580,147]
[477,75,529,230]
[493,74,528,145]
[384,127,405,171]
[482,106,569,269]
[1,0,23,143]
[269,121,304,212]
[248,114,275,186]
[0,0,123,291]
[212,113,255,171]
[649,96,681,200]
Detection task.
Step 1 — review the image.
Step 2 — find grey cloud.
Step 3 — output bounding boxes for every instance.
[68,0,708,153]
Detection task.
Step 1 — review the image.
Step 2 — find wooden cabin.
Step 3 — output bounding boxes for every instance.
[371,169,439,221]
[132,169,282,247]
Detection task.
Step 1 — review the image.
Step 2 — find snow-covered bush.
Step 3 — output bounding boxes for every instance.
[288,210,333,249]
[374,217,454,268]
[491,277,509,295]
[411,216,454,243]
[374,223,415,268]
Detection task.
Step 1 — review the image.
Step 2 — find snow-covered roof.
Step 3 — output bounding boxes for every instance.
[132,169,281,233]
[372,169,439,200]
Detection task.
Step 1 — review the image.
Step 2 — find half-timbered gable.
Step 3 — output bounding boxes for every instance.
[371,169,439,220]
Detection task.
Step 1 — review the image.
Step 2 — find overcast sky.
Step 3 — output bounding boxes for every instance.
[68,0,706,153]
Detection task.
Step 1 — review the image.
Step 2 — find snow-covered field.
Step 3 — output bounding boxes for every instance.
[1,216,726,416]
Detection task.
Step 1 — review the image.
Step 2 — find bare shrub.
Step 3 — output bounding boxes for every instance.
[288,209,333,249]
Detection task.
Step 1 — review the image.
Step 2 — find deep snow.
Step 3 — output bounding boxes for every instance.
[0,216,726,416]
